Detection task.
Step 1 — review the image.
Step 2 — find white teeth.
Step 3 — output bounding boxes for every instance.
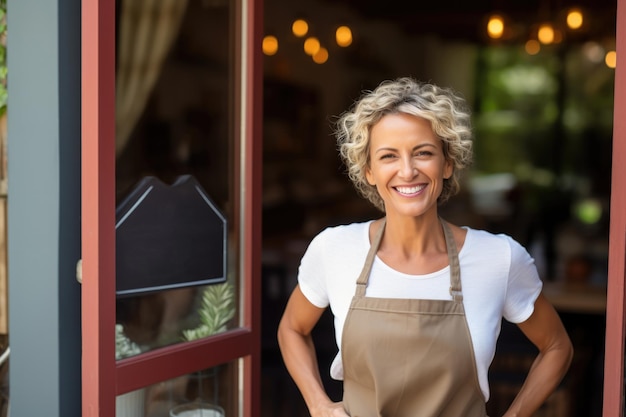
[396,185,425,194]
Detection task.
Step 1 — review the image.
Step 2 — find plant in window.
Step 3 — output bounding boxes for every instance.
[115,324,143,360]
[115,324,146,417]
[182,282,235,341]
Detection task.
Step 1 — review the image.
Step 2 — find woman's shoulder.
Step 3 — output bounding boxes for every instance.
[313,220,373,242]
[304,220,373,255]
[462,227,530,259]
[463,226,515,244]
[301,220,373,272]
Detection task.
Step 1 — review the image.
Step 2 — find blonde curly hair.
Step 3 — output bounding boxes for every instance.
[335,77,473,211]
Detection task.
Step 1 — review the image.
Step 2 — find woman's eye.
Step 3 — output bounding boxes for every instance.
[380,153,396,160]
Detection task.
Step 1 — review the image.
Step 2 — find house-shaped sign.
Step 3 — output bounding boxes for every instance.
[115,175,227,297]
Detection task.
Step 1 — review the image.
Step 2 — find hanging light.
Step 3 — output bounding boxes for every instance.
[566,8,584,30]
[553,29,563,44]
[525,39,541,55]
[487,14,505,39]
[304,37,321,56]
[313,47,329,64]
[335,25,353,47]
[292,19,308,37]
[262,35,279,56]
[605,50,617,69]
[537,23,555,44]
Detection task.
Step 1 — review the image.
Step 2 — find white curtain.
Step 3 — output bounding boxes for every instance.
[116,0,189,156]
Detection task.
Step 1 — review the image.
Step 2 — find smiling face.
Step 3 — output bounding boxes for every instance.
[365,113,453,219]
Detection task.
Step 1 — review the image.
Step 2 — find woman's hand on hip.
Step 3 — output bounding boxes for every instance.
[504,293,574,417]
[278,286,345,416]
[311,401,349,417]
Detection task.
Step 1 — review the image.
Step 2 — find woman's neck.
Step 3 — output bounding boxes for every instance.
[379,211,446,257]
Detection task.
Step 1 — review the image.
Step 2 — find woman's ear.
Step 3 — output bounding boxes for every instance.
[443,160,453,180]
[365,165,376,186]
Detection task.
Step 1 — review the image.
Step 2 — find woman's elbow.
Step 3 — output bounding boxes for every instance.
[549,331,574,376]
[277,316,289,348]
[563,336,574,370]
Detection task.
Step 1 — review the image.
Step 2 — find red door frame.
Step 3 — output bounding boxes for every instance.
[81,0,263,415]
[604,0,626,415]
[81,0,116,415]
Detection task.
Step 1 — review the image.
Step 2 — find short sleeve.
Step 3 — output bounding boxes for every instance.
[297,230,331,308]
[503,237,543,323]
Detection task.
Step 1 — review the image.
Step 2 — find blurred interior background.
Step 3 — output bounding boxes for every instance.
[258,1,614,416]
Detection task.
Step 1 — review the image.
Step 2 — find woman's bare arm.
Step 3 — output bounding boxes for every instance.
[503,293,574,417]
[277,285,348,417]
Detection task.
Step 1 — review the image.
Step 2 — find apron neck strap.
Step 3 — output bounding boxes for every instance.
[441,219,463,302]
[355,218,386,296]
[355,217,463,302]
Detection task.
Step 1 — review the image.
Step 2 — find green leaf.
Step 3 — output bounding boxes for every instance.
[181,282,235,342]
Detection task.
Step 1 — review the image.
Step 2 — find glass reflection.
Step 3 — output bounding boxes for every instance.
[116,362,239,417]
[116,282,236,357]
[115,0,239,356]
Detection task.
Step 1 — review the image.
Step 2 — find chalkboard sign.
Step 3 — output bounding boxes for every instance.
[115,175,227,297]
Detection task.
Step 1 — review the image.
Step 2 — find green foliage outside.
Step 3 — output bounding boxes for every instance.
[473,44,614,179]
[468,43,615,236]
[472,44,614,213]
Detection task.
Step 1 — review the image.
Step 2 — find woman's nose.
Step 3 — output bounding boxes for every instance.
[399,157,417,178]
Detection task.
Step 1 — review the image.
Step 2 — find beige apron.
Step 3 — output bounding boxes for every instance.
[341,218,487,417]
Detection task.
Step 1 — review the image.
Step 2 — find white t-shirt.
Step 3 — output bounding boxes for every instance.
[298,221,543,401]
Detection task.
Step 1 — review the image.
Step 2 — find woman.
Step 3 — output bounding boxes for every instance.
[277,77,573,417]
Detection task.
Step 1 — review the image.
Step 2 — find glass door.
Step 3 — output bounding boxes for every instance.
[81,0,263,415]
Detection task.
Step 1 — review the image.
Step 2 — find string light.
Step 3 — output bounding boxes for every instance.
[313,47,329,64]
[304,37,321,56]
[566,9,584,30]
[262,35,278,56]
[292,19,308,37]
[335,26,353,47]
[605,50,617,68]
[525,39,541,55]
[537,23,555,44]
[487,15,505,39]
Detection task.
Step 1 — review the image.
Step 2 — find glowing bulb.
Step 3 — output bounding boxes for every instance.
[606,50,617,68]
[313,47,329,64]
[304,37,320,56]
[567,9,583,30]
[553,29,563,44]
[292,19,308,37]
[537,23,555,44]
[487,15,504,39]
[525,39,540,55]
[335,26,353,47]
[262,35,278,56]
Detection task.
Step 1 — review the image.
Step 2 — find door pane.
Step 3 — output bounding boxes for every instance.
[115,0,241,355]
[116,361,240,417]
